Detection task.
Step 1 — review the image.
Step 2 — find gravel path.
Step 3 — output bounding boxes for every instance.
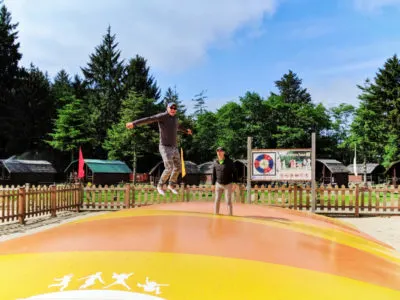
[0,211,108,242]
[338,216,400,252]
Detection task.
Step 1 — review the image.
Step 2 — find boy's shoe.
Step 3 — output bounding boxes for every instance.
[167,185,178,195]
[157,186,165,196]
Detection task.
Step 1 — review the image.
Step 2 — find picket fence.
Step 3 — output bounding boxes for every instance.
[1,183,400,224]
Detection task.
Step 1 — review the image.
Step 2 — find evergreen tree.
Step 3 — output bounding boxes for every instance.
[124,54,161,101]
[103,91,159,177]
[71,74,88,100]
[46,95,95,162]
[162,86,186,115]
[274,70,312,104]
[11,65,56,153]
[349,54,400,166]
[52,69,73,108]
[192,90,208,117]
[0,2,22,156]
[271,71,331,150]
[81,25,125,156]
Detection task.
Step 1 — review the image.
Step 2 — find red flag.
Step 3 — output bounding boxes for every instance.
[78,147,85,179]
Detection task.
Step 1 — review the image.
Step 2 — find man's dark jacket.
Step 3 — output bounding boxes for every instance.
[212,156,238,185]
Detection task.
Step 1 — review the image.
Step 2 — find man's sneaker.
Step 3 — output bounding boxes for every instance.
[157,186,165,196]
[168,185,178,195]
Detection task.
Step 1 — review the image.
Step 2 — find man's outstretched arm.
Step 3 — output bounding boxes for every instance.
[126,113,164,129]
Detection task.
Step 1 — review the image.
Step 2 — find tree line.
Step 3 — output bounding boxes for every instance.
[1,1,400,178]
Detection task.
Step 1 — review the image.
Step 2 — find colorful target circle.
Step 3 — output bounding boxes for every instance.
[254,154,274,174]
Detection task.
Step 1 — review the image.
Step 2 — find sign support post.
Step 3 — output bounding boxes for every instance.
[247,137,252,204]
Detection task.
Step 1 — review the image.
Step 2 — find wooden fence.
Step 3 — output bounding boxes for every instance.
[0,184,82,224]
[1,183,400,225]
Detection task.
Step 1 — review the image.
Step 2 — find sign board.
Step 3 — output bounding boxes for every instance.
[251,149,312,181]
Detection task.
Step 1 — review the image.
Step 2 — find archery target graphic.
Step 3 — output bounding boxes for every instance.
[253,152,276,175]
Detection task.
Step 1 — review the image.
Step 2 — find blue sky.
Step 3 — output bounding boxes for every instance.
[4,0,400,113]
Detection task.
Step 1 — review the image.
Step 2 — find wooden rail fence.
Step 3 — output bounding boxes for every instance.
[1,183,400,224]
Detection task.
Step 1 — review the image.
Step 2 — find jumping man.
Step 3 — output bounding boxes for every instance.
[126,102,192,195]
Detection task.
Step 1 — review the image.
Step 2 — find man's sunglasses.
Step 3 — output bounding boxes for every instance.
[169,106,177,110]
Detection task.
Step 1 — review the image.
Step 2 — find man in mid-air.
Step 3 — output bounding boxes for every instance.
[126,102,192,195]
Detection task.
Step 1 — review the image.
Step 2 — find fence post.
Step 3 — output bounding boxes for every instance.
[355,184,359,217]
[240,184,246,203]
[180,183,185,202]
[18,187,26,225]
[124,184,131,208]
[293,184,298,209]
[75,183,81,213]
[79,183,84,210]
[51,185,57,217]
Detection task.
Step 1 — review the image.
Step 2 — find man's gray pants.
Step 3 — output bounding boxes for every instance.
[214,182,233,215]
[159,145,181,187]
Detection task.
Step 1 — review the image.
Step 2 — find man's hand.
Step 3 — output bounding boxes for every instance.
[126,122,134,129]
[187,129,193,135]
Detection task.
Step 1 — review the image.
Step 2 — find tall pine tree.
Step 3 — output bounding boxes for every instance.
[52,69,73,109]
[81,25,125,157]
[0,2,22,156]
[272,71,331,149]
[349,54,400,166]
[192,90,208,117]
[274,70,312,104]
[46,95,95,162]
[124,54,161,101]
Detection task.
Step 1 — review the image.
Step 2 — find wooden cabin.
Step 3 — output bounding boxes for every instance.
[64,159,132,185]
[0,159,57,185]
[316,159,349,187]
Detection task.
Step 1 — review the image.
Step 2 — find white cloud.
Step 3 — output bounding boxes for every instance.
[307,78,362,109]
[4,0,279,77]
[353,0,400,12]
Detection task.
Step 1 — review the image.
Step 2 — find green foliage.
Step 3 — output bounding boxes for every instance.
[0,2,22,155]
[81,25,125,155]
[274,70,312,104]
[269,75,333,150]
[103,92,159,163]
[240,92,275,149]
[124,54,161,101]
[350,54,400,166]
[215,102,246,158]
[46,95,94,159]
[190,111,218,163]
[52,69,73,108]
